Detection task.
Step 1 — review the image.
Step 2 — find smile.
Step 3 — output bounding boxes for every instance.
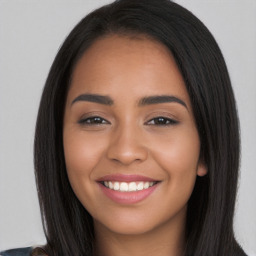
[102,181,157,192]
[97,175,160,204]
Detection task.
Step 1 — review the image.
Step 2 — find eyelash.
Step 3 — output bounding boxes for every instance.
[78,116,178,126]
[78,116,110,125]
[146,117,178,126]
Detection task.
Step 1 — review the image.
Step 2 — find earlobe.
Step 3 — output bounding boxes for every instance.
[197,162,208,177]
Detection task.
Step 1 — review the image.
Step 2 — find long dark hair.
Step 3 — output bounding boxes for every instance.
[34,0,246,255]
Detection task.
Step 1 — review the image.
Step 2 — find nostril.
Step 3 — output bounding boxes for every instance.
[106,141,148,165]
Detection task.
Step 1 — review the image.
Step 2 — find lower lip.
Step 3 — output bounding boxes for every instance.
[98,183,159,204]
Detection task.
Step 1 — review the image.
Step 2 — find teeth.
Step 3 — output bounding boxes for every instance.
[120,182,128,191]
[109,181,114,189]
[103,181,156,192]
[113,182,119,191]
[143,182,149,189]
[137,182,144,191]
[128,182,137,191]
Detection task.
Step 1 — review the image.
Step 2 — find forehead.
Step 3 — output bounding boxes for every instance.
[68,34,190,107]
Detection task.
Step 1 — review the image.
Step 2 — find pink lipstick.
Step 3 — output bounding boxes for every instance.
[97,174,159,204]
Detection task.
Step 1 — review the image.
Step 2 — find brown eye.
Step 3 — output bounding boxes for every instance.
[78,116,110,125]
[146,117,178,126]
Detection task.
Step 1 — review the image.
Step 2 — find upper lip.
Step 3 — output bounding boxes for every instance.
[97,174,158,182]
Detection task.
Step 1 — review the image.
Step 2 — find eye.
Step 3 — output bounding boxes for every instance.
[146,117,178,126]
[78,116,110,125]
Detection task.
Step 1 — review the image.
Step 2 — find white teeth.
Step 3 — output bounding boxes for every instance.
[113,182,120,190]
[103,181,156,192]
[143,182,149,189]
[128,182,137,191]
[137,182,144,191]
[109,181,114,189]
[120,182,128,191]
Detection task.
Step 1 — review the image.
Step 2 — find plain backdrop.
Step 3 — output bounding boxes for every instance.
[0,0,255,254]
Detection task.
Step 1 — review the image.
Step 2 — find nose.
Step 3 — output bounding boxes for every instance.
[106,124,148,165]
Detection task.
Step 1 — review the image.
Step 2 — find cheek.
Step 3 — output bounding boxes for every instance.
[151,126,200,166]
[147,129,200,219]
[149,126,200,190]
[63,130,106,191]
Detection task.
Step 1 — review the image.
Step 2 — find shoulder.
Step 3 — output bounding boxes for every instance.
[0,247,32,256]
[0,247,47,256]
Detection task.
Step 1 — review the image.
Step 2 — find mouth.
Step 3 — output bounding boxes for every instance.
[99,180,158,192]
[97,174,160,204]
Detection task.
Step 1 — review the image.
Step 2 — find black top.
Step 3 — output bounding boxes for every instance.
[0,246,249,256]
[0,247,32,256]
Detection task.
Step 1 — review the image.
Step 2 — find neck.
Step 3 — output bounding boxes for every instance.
[94,209,186,256]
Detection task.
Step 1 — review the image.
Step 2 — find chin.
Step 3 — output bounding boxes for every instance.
[95,220,158,236]
[93,206,187,237]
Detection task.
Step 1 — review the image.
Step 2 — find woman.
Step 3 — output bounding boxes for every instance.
[1,0,247,255]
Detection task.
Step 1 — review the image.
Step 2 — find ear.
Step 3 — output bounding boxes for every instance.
[196,160,207,177]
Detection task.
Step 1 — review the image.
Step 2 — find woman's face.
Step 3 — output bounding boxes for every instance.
[63,35,206,236]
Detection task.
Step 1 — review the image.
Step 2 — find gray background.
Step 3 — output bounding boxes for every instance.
[0,0,255,254]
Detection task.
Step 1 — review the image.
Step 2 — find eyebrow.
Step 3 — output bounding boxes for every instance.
[138,95,187,108]
[71,94,113,106]
[71,93,187,109]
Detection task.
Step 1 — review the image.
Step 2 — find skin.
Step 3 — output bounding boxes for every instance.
[63,34,207,256]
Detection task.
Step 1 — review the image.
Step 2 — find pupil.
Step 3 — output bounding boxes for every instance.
[94,117,101,123]
[157,117,165,124]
